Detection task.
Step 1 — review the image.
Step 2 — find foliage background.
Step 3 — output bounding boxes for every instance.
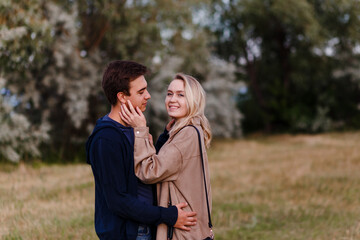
[211,0,360,134]
[0,1,359,159]
[1,0,243,162]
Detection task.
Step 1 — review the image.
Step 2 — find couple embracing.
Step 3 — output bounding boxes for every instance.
[86,60,213,240]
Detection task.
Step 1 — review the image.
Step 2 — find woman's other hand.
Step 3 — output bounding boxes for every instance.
[119,100,147,127]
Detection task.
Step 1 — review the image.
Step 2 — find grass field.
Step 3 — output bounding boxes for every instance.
[1,132,360,239]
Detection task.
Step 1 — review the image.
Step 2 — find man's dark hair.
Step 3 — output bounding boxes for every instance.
[102,60,149,105]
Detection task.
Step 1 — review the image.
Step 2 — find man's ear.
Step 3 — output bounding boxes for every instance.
[117,92,127,104]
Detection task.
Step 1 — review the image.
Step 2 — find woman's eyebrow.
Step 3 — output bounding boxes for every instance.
[167,90,184,93]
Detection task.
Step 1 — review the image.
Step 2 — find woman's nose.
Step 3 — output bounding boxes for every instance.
[169,95,177,102]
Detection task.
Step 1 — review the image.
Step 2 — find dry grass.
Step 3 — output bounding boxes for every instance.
[1,131,360,239]
[210,132,360,239]
[0,164,95,239]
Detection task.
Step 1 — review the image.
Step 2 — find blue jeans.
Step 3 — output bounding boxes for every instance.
[136,224,152,240]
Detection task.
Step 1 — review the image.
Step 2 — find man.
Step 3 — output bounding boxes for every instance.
[86,60,196,240]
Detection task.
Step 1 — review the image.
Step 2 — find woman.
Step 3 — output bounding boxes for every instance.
[120,73,213,240]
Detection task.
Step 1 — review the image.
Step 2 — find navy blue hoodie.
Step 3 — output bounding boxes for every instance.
[86,117,177,240]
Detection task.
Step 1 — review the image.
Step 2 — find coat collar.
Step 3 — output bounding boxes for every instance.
[169,117,201,139]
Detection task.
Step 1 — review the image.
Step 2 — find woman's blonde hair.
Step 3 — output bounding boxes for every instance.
[168,73,212,148]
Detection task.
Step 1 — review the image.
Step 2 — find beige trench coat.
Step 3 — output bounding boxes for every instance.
[134,123,212,240]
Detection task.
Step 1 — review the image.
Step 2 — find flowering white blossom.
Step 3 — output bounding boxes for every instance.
[0,26,27,42]
[203,58,243,138]
[42,3,100,129]
[0,77,48,162]
[0,2,99,162]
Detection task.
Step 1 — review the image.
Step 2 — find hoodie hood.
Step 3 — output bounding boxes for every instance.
[85,116,130,164]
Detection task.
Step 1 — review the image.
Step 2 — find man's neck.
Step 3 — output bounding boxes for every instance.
[108,105,128,126]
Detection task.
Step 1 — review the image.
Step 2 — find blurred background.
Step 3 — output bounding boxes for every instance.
[0,0,360,163]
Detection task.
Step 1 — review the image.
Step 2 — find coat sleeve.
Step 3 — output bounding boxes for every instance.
[92,137,178,226]
[133,127,194,184]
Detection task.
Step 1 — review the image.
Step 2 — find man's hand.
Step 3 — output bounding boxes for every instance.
[174,202,197,231]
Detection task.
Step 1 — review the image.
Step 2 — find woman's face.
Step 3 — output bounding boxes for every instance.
[165,79,188,120]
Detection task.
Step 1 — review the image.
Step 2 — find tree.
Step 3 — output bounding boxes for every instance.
[211,0,360,133]
[1,0,227,162]
[0,0,52,161]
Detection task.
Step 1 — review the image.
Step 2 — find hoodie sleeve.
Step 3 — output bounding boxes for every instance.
[91,137,178,226]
